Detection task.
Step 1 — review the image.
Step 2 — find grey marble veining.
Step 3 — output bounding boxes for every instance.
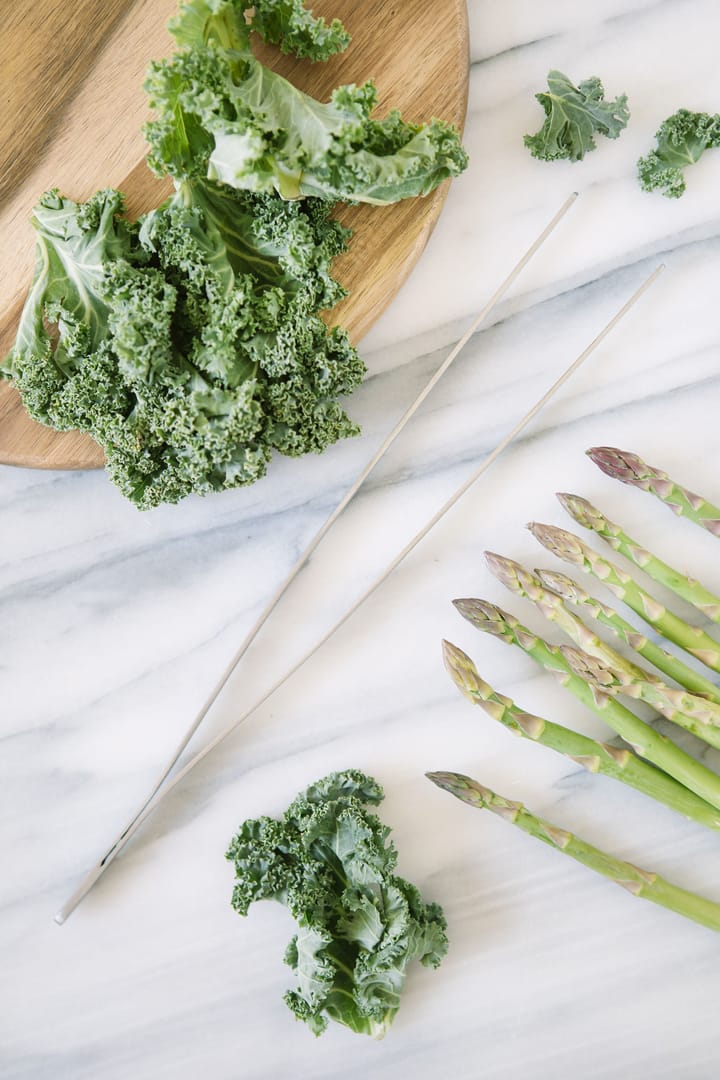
[4,1,720,1076]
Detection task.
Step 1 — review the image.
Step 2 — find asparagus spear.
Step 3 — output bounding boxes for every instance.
[528,521,720,674]
[484,552,662,685]
[535,568,720,705]
[560,645,720,750]
[587,447,720,539]
[557,492,720,623]
[426,772,720,933]
[442,639,720,829]
[453,598,720,811]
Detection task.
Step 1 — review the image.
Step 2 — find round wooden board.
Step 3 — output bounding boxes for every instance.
[0,0,469,471]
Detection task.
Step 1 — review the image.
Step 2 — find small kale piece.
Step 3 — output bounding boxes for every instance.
[226,769,448,1038]
[524,69,629,163]
[637,109,720,198]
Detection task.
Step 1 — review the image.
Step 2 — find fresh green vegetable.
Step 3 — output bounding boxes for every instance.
[535,567,720,704]
[557,492,720,622]
[484,551,660,685]
[427,772,720,933]
[637,109,720,198]
[560,645,720,750]
[146,0,468,203]
[528,521,720,673]
[587,446,720,539]
[442,639,720,830]
[225,769,448,1039]
[524,70,629,163]
[2,0,468,508]
[453,598,720,811]
[3,183,364,509]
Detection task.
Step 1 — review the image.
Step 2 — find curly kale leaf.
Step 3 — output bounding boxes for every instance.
[144,18,468,202]
[524,70,629,163]
[3,189,141,418]
[637,109,720,198]
[169,0,350,60]
[226,769,448,1038]
[2,181,365,510]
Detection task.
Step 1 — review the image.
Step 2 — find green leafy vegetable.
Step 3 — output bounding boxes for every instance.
[637,109,720,198]
[145,0,468,203]
[225,769,448,1038]
[4,181,365,509]
[524,69,629,162]
[1,0,468,508]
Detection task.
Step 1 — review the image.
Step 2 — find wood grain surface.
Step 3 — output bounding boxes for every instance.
[0,0,469,471]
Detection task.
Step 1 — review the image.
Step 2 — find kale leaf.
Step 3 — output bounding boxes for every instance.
[4,181,365,509]
[145,0,468,203]
[637,109,720,198]
[226,769,448,1038]
[524,70,629,163]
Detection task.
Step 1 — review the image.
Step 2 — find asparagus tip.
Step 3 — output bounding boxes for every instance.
[528,520,587,564]
[453,597,516,638]
[442,639,486,699]
[484,550,523,589]
[557,492,609,532]
[426,771,487,807]
[586,446,646,485]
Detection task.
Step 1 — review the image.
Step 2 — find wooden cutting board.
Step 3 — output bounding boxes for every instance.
[0,0,469,470]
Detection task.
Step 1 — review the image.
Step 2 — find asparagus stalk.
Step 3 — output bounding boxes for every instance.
[557,492,720,623]
[535,568,720,705]
[528,521,720,674]
[485,552,662,686]
[560,645,720,750]
[426,772,720,933]
[587,447,720,539]
[453,598,720,811]
[442,640,720,830]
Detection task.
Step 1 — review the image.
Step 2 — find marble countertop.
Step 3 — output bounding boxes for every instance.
[5,1,720,1076]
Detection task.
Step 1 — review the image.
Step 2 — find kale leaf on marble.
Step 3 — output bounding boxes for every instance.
[225,769,448,1038]
[524,69,629,163]
[637,109,720,198]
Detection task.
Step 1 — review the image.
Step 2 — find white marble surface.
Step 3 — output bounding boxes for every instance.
[4,2,720,1076]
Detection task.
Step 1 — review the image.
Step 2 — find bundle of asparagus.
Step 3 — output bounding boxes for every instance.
[429,447,720,931]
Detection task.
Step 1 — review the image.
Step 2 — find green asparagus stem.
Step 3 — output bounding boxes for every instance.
[557,492,720,622]
[485,552,662,685]
[453,598,720,811]
[442,639,720,829]
[560,645,720,750]
[587,447,720,539]
[535,568,720,705]
[426,772,720,933]
[528,521,720,674]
